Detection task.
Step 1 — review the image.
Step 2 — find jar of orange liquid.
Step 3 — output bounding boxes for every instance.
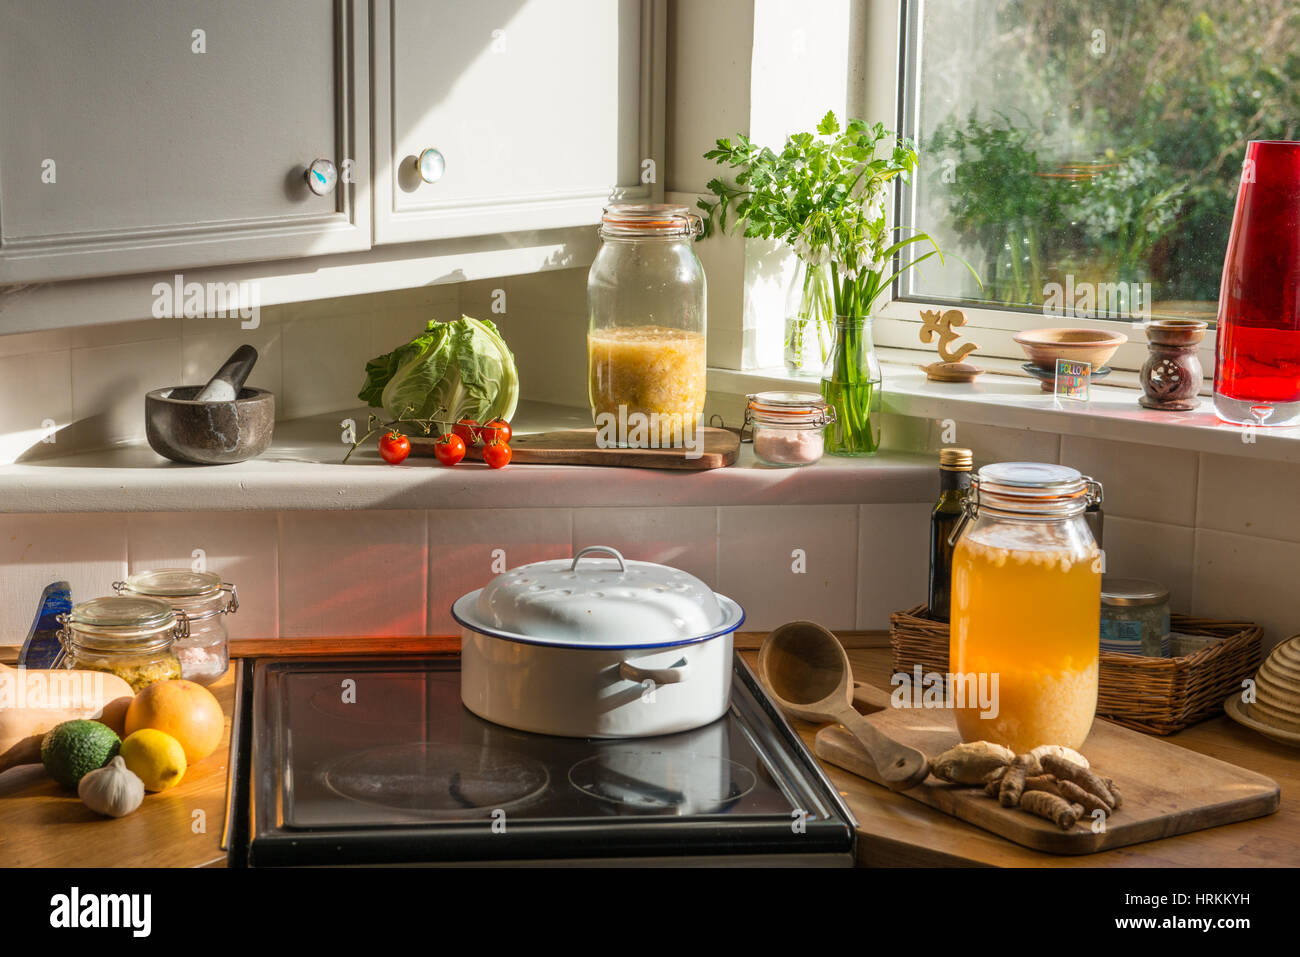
[949,463,1103,753]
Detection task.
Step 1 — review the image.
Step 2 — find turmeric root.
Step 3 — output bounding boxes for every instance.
[1007,752,1041,777]
[998,764,1027,807]
[1041,754,1115,808]
[1024,774,1063,797]
[1059,778,1110,817]
[983,766,1008,797]
[1020,790,1081,830]
[1102,777,1124,809]
[932,741,1015,785]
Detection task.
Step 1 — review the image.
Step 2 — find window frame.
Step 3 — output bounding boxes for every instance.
[872,0,1219,380]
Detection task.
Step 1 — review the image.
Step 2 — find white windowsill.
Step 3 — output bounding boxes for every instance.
[708,351,1300,465]
[0,400,936,513]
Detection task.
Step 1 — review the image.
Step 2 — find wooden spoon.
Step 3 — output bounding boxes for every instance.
[758,621,930,790]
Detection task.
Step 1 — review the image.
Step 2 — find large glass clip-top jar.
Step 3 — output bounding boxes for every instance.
[114,569,238,685]
[587,203,706,449]
[56,596,188,692]
[947,463,1104,753]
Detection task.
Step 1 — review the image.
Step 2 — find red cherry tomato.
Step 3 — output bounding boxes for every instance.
[433,432,466,466]
[481,419,513,445]
[378,430,411,465]
[453,419,481,446]
[482,440,512,469]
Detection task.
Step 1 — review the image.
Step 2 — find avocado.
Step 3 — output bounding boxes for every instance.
[41,720,121,789]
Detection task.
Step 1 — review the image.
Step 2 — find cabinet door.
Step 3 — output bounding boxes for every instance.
[0,0,369,284]
[373,0,660,245]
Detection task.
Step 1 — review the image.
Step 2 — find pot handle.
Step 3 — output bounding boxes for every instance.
[571,545,627,572]
[619,658,688,685]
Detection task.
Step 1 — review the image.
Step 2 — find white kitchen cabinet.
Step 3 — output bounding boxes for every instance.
[372,0,662,245]
[0,0,370,283]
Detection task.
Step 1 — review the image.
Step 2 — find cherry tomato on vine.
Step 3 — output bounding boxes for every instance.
[378,430,411,465]
[453,418,481,446]
[433,432,467,466]
[481,419,513,445]
[482,439,512,469]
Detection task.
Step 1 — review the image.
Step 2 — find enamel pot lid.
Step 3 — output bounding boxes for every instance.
[451,546,745,650]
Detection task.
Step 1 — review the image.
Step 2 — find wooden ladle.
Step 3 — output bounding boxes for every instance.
[758,621,930,791]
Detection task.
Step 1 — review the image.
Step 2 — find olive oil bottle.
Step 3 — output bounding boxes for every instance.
[928,447,973,622]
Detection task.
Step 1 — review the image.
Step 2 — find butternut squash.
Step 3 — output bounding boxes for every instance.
[0,663,133,774]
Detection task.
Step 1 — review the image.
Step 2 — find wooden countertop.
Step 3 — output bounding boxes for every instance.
[739,640,1300,868]
[2,636,1295,867]
[0,671,234,868]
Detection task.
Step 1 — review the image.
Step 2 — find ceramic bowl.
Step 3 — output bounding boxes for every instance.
[1013,328,1129,371]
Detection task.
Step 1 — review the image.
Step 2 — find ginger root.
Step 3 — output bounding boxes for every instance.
[932,741,1016,785]
[1028,744,1089,770]
[983,766,1008,797]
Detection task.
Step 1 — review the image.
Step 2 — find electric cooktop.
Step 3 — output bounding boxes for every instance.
[224,654,855,866]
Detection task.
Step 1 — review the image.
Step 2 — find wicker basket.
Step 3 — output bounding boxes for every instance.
[890,604,1263,735]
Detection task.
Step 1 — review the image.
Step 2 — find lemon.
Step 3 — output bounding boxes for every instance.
[119,729,187,792]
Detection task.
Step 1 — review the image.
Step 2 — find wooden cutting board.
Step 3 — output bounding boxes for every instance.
[814,707,1280,855]
[409,428,739,470]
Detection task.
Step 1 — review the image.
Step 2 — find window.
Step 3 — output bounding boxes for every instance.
[896,0,1300,324]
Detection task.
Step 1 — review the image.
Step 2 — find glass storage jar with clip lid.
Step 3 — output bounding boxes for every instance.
[587,203,706,449]
[57,596,188,692]
[114,569,237,685]
[744,391,835,466]
[947,463,1104,753]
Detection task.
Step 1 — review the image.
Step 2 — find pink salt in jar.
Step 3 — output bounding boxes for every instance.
[745,391,835,467]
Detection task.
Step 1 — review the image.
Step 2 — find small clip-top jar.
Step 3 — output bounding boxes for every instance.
[744,391,834,467]
[114,569,237,685]
[58,596,188,692]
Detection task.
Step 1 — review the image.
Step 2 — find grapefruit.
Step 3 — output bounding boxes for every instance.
[124,679,224,764]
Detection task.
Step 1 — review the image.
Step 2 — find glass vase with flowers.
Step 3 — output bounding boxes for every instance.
[700,111,972,454]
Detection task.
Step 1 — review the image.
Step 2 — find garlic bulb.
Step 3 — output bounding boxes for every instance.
[78,756,145,818]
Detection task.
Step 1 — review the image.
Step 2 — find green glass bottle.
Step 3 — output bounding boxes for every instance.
[928,447,973,622]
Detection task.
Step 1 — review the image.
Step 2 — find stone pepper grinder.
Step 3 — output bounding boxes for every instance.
[1139,319,1207,411]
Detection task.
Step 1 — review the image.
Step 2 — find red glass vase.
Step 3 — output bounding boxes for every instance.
[1214,140,1300,426]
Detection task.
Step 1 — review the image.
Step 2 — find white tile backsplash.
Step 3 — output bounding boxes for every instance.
[0,513,128,643]
[717,505,858,631]
[427,508,573,634]
[1193,528,1300,652]
[1197,452,1300,544]
[1100,516,1196,614]
[280,312,373,419]
[951,421,1061,467]
[126,511,279,640]
[572,508,719,588]
[857,503,931,629]
[278,510,427,638]
[0,350,72,464]
[1061,435,1198,526]
[70,336,182,448]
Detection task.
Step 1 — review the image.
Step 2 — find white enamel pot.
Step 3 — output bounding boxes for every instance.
[453,546,746,738]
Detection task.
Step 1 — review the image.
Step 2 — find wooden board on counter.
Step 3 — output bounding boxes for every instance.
[0,673,234,868]
[409,428,740,470]
[815,707,1281,856]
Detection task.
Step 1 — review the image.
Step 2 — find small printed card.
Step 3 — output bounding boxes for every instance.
[1054,358,1092,402]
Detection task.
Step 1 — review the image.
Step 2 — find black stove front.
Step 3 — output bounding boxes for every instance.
[225,654,855,866]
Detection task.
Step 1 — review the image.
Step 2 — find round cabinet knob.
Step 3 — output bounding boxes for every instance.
[418,148,446,184]
[305,158,338,196]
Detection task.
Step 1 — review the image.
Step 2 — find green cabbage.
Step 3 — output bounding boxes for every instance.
[358,316,519,425]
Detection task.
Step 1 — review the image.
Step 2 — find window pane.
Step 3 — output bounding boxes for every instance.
[901,0,1299,321]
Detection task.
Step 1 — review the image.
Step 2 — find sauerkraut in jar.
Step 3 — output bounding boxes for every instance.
[949,463,1103,753]
[587,204,705,449]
